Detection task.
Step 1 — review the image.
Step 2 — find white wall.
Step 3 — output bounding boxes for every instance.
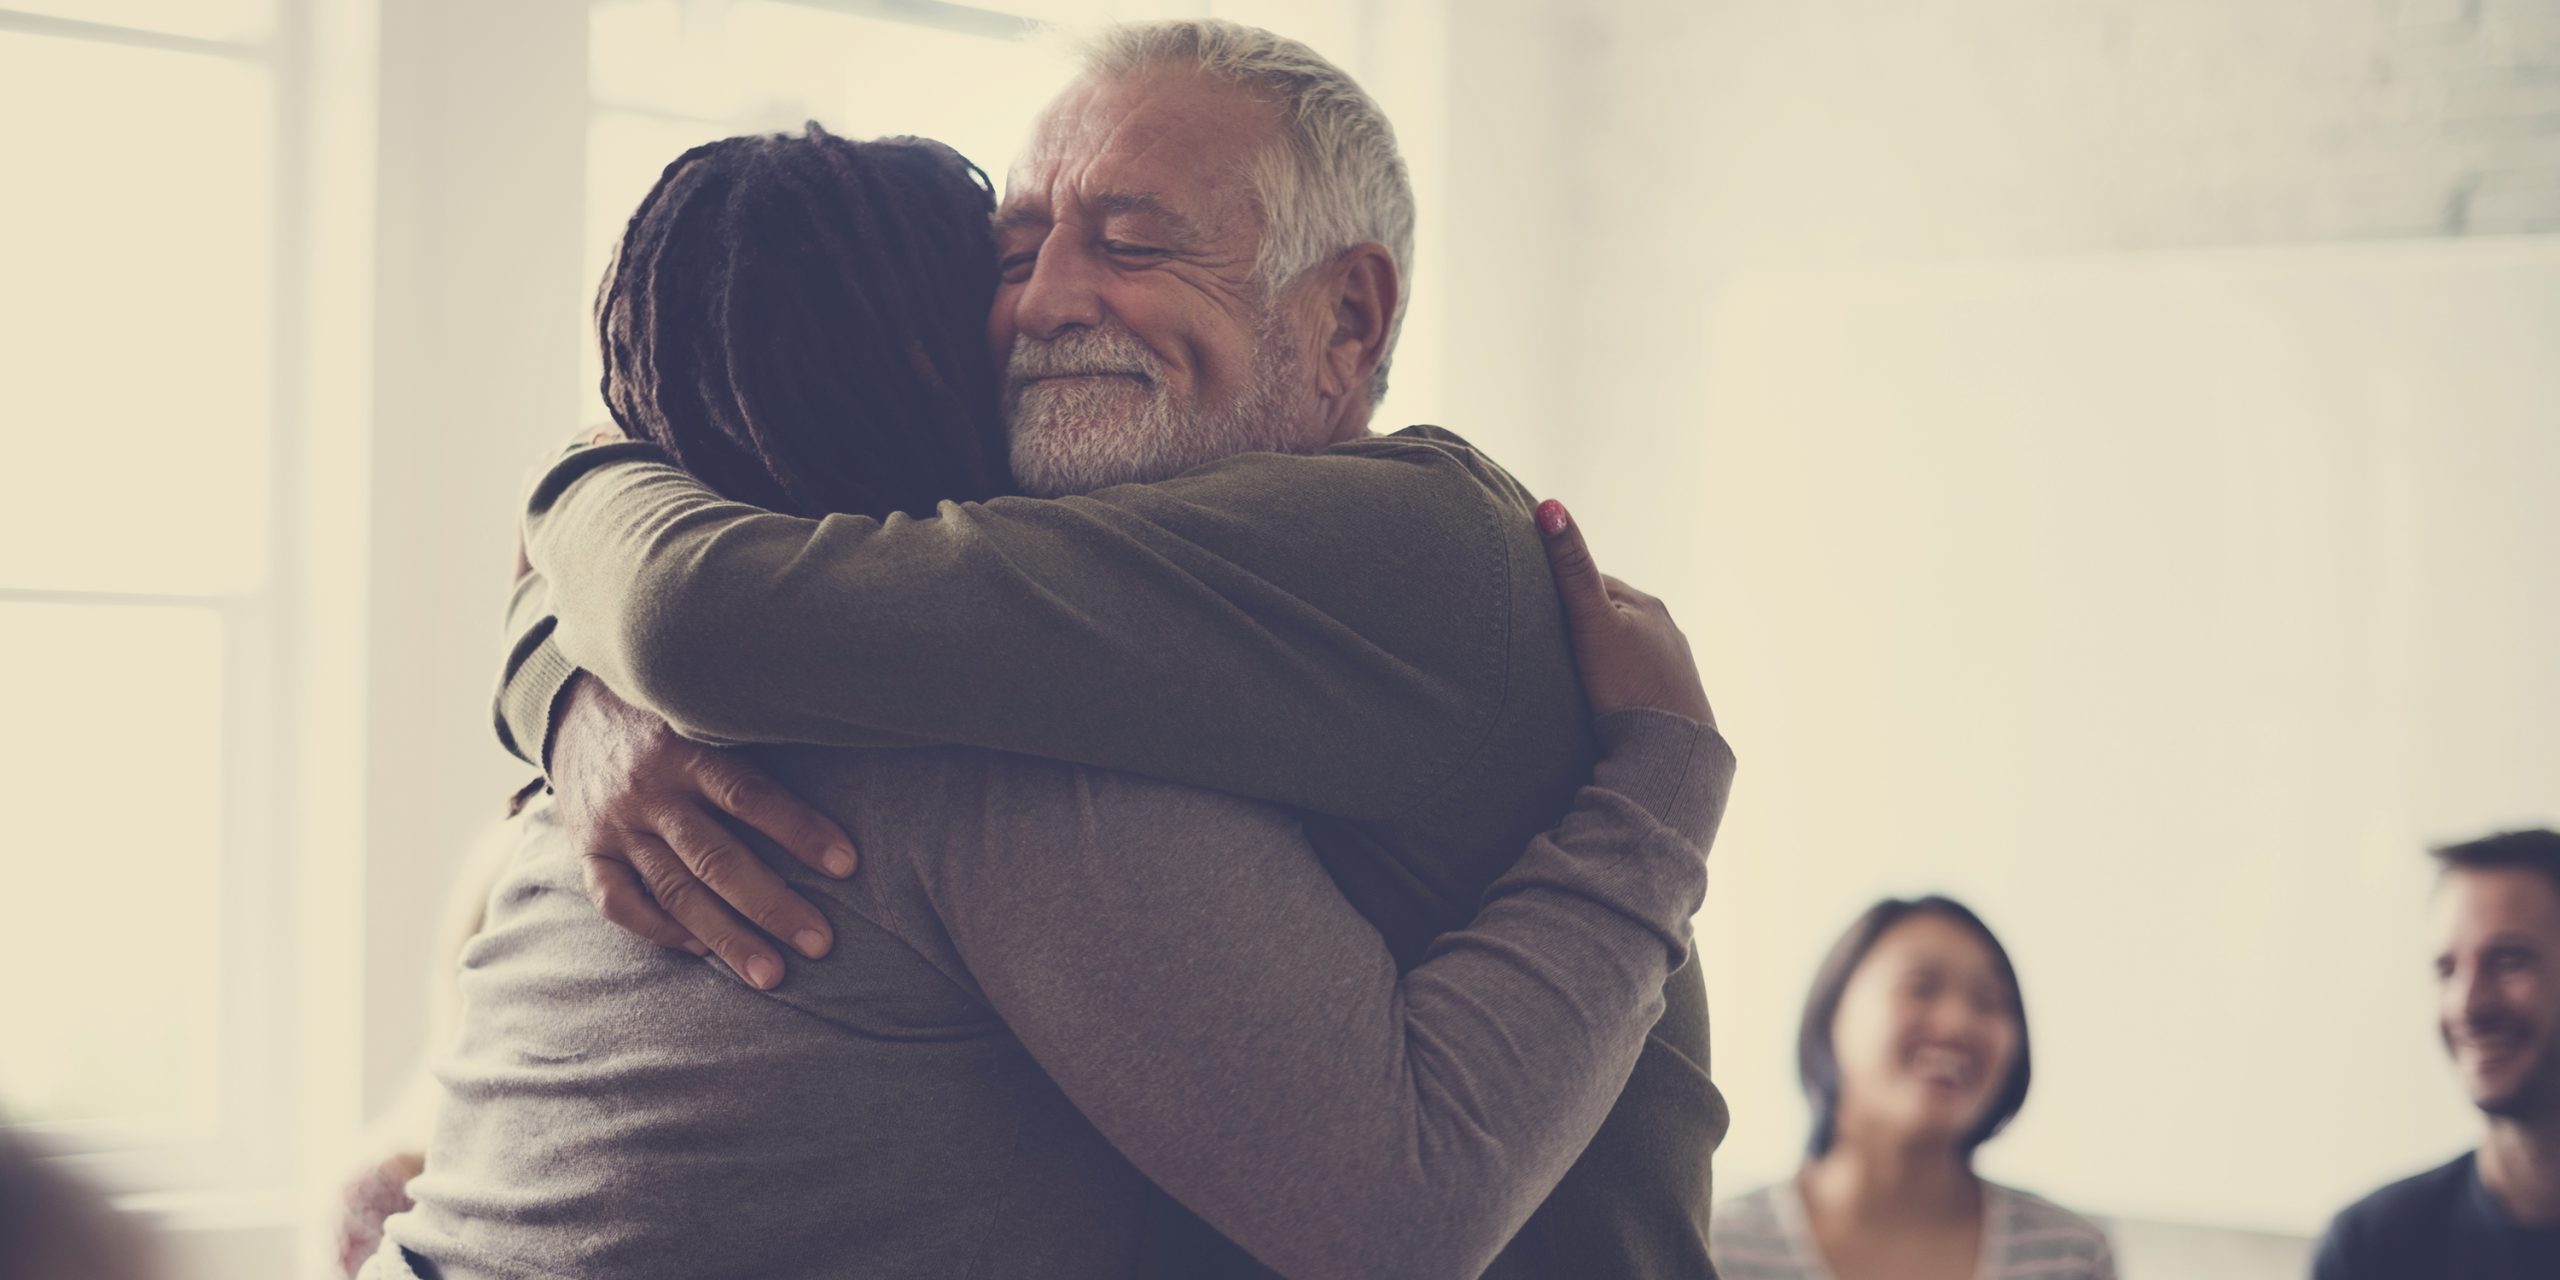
[362,0,591,1120]
[1593,0,2560,263]
[1687,235,2560,1234]
[1519,0,2560,1256]
[1538,0,2560,546]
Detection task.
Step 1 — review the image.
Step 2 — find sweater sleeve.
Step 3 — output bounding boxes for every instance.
[519,431,1521,819]
[492,569,578,770]
[916,709,1735,1280]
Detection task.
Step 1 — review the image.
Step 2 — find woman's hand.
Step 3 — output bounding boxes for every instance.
[1535,500,1715,727]
[332,1149,424,1277]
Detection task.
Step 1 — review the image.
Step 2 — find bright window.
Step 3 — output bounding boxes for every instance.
[0,3,293,1193]
[1,0,272,41]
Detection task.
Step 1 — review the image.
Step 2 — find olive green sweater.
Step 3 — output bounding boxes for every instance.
[498,426,1729,1278]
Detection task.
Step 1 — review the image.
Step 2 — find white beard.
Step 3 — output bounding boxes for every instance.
[1004,313,1312,498]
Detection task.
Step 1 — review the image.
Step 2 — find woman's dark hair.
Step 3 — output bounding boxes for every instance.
[596,122,1012,520]
[1796,894,2032,1161]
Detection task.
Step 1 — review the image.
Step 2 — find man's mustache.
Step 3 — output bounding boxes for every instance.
[1005,330,1165,392]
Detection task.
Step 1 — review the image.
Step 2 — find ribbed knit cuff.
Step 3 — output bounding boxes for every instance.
[498,633,581,776]
[1590,708,1736,849]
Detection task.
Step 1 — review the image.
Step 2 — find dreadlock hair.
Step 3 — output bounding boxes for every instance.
[596,123,1013,520]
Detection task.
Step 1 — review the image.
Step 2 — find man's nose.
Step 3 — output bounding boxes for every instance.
[2467,972,2507,1022]
[2450,963,2500,1025]
[1013,241,1105,340]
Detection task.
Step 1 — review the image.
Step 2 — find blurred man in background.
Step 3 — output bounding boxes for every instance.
[2314,829,2560,1278]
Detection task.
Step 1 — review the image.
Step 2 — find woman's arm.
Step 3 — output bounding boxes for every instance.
[921,707,1731,1280]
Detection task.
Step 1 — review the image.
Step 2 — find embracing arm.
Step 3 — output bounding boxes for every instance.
[501,523,861,984]
[518,430,1517,817]
[925,709,1733,1280]
[917,512,1722,1278]
[494,566,577,770]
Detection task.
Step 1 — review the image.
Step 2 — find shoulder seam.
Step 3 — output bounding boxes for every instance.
[1392,450,1518,823]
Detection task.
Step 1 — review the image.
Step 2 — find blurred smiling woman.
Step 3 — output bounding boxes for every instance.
[1713,896,2116,1280]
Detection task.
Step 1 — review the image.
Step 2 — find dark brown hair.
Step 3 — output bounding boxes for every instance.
[1796,895,2032,1160]
[2433,829,2560,898]
[596,123,1012,520]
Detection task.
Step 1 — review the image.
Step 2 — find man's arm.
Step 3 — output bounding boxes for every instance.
[494,567,576,772]
[917,708,1732,1280]
[519,429,1518,819]
[505,532,859,983]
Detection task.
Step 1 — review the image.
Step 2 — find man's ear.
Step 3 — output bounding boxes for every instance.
[1315,243,1400,405]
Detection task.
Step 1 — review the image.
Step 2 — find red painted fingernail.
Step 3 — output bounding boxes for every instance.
[1535,500,1570,537]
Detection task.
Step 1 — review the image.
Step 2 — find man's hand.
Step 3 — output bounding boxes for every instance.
[1535,499,1715,728]
[551,674,859,989]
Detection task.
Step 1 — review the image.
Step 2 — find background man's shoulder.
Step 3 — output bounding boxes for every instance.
[2313,1152,2476,1279]
[2343,1151,2476,1225]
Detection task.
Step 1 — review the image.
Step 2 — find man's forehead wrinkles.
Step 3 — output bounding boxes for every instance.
[1022,76,1264,214]
[1088,189,1204,235]
[993,200,1048,234]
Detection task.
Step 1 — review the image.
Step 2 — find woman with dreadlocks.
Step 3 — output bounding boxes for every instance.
[363,124,1731,1280]
[581,128,1012,523]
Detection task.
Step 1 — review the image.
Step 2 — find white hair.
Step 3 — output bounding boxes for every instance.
[1077,18,1415,403]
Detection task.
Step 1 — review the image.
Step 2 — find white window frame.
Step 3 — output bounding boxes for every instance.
[0,2,306,1202]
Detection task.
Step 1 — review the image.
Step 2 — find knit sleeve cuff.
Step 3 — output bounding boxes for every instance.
[1590,707,1736,849]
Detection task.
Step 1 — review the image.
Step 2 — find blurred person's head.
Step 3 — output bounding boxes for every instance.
[2430,829,2560,1124]
[0,1126,159,1280]
[992,19,1410,496]
[1798,895,2032,1164]
[596,123,1013,520]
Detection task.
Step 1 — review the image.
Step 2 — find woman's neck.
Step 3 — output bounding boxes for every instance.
[1801,1128,1980,1228]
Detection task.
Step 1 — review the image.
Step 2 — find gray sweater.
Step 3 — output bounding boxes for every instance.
[377,710,1732,1280]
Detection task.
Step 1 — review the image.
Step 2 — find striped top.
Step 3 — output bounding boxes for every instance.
[1712,1178,2117,1280]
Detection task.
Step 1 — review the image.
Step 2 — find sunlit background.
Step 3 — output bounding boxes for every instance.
[0,1,2553,1276]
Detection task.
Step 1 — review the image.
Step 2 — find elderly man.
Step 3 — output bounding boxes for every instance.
[422,19,1729,1278]
[2313,830,2560,1278]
